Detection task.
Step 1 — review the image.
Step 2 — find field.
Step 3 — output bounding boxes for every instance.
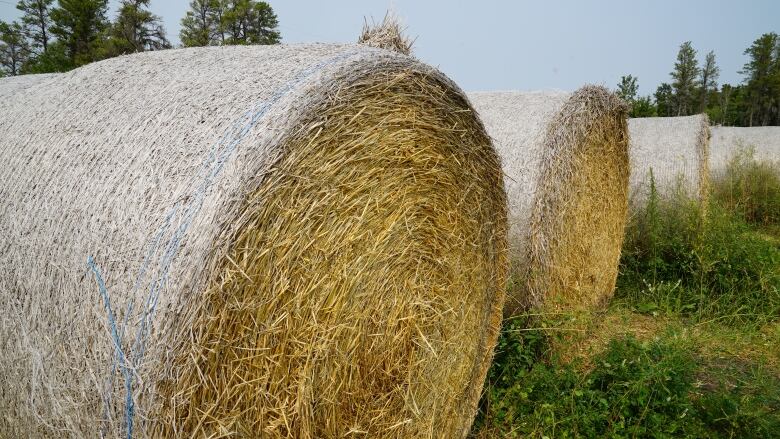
[472,149,780,438]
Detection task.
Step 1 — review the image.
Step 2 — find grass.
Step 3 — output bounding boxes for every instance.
[472,153,780,438]
[712,146,780,228]
[617,168,780,327]
[472,313,780,438]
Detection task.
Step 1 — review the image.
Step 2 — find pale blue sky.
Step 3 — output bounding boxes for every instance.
[1,0,777,95]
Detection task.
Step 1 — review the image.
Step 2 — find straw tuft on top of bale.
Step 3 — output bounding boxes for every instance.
[628,114,711,204]
[469,86,630,315]
[710,126,780,174]
[357,13,414,55]
[0,44,507,438]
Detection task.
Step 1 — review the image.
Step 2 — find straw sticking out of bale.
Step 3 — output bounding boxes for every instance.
[469,86,629,315]
[628,114,711,204]
[0,44,507,438]
[357,13,414,55]
[710,126,780,174]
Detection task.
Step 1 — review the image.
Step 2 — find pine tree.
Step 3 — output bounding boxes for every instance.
[616,75,657,117]
[740,33,780,126]
[16,0,54,53]
[180,0,217,47]
[632,96,657,117]
[0,21,30,76]
[247,1,279,44]
[698,50,719,112]
[180,0,280,47]
[110,0,170,54]
[222,0,279,45]
[50,0,109,66]
[616,75,638,103]
[654,83,674,117]
[670,41,700,116]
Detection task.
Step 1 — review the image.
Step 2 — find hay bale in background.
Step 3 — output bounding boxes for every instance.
[468,87,629,315]
[628,115,711,203]
[710,126,780,174]
[0,44,507,438]
[357,13,414,55]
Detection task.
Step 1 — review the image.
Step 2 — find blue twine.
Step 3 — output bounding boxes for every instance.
[87,256,135,439]
[90,49,367,437]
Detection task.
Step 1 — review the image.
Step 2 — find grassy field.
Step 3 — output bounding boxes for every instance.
[472,151,780,438]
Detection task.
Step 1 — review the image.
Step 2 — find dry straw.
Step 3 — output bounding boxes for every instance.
[628,114,711,204]
[468,87,630,315]
[357,13,414,56]
[710,126,780,175]
[0,44,507,438]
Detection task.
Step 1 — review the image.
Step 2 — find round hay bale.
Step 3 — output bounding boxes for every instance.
[0,73,57,101]
[710,126,780,175]
[357,13,414,55]
[468,86,629,315]
[628,114,711,204]
[0,44,507,438]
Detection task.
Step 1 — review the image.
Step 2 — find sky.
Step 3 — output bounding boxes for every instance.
[1,0,777,95]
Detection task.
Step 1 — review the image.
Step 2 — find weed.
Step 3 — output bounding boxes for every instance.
[617,170,780,325]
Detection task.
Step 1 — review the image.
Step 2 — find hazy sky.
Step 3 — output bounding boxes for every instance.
[1,0,777,95]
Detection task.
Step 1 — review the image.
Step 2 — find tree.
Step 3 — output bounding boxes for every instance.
[16,0,54,53]
[698,50,719,112]
[740,32,780,126]
[616,75,639,103]
[212,0,227,43]
[0,21,30,76]
[16,0,54,54]
[110,0,170,55]
[247,1,279,44]
[181,0,280,47]
[22,39,71,73]
[632,96,657,117]
[221,0,280,45]
[180,0,217,47]
[670,41,700,116]
[50,0,109,67]
[654,83,674,117]
[616,75,656,117]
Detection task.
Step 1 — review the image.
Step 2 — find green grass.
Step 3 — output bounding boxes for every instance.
[472,314,780,438]
[712,147,780,228]
[617,172,780,326]
[472,158,780,438]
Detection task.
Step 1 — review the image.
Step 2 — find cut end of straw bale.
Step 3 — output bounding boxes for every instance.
[469,86,629,315]
[155,68,506,438]
[524,86,630,313]
[357,13,414,55]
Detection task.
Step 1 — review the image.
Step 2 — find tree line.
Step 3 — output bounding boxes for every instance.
[617,33,780,126]
[0,0,280,76]
[3,4,778,127]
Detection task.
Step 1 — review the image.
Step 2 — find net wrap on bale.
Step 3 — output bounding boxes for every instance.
[710,126,780,174]
[0,73,56,101]
[0,44,507,438]
[468,87,629,315]
[628,114,711,204]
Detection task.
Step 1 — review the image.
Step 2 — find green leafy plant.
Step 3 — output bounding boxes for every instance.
[617,170,780,325]
[712,146,780,228]
[474,325,780,438]
[475,328,702,438]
